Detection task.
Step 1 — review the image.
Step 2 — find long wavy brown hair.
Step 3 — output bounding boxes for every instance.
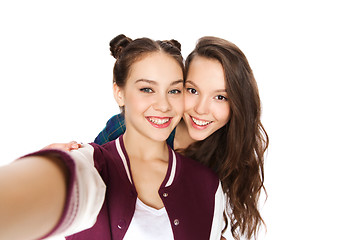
[182,37,269,239]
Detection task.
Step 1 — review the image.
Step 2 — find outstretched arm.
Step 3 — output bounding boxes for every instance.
[0,144,106,240]
[0,155,68,240]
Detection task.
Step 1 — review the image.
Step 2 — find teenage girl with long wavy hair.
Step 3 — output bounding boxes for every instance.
[181,37,269,239]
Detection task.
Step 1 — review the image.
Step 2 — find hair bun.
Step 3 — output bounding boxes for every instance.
[109,34,133,59]
[162,39,181,51]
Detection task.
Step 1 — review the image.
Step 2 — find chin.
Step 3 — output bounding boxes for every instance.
[152,136,170,142]
[151,132,172,142]
[189,131,209,142]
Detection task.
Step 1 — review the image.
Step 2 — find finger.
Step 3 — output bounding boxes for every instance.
[43,143,71,151]
[70,143,81,149]
[69,141,81,150]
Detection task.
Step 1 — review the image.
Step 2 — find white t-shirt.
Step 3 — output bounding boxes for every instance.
[123,198,174,240]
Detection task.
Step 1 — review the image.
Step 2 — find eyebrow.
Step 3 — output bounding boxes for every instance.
[135,79,184,86]
[185,80,227,92]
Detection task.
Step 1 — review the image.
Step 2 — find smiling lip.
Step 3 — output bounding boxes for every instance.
[146,117,172,128]
[190,116,212,129]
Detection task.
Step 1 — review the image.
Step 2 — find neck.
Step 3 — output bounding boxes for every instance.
[173,119,197,150]
[123,131,169,162]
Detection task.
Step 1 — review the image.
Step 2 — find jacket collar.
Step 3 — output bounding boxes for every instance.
[115,135,177,188]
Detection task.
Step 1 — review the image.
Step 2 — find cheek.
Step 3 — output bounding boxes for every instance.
[184,94,196,112]
[214,103,231,125]
[125,93,149,113]
[169,97,184,115]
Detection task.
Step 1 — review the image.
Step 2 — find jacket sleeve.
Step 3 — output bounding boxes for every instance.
[94,114,125,145]
[28,144,106,239]
[220,195,239,240]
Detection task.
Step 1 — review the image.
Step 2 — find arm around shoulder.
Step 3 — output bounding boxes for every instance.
[94,114,125,144]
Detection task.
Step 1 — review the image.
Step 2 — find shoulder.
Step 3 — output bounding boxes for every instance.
[90,139,118,155]
[175,151,217,176]
[175,151,219,188]
[89,139,119,167]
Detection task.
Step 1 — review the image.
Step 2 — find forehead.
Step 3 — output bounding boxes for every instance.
[127,52,183,84]
[186,56,226,89]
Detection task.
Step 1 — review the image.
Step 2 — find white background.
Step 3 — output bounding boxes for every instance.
[0,1,359,239]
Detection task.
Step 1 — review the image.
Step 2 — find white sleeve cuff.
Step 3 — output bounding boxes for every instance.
[40,144,106,238]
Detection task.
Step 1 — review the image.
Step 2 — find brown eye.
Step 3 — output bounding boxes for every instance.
[215,95,227,101]
[187,88,198,95]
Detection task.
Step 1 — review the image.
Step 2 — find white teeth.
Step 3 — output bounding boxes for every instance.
[148,117,170,125]
[191,117,211,126]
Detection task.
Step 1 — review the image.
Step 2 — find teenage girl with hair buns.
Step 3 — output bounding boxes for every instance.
[0,35,225,240]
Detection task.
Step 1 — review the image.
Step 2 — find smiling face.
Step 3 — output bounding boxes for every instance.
[183,56,231,141]
[114,52,184,142]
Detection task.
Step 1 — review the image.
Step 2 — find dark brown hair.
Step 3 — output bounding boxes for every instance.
[110,34,184,111]
[183,36,269,239]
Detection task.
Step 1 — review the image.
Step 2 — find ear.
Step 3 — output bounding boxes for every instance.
[113,83,125,107]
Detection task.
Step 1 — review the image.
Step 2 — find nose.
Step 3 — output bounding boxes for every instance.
[153,93,171,112]
[194,96,209,115]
